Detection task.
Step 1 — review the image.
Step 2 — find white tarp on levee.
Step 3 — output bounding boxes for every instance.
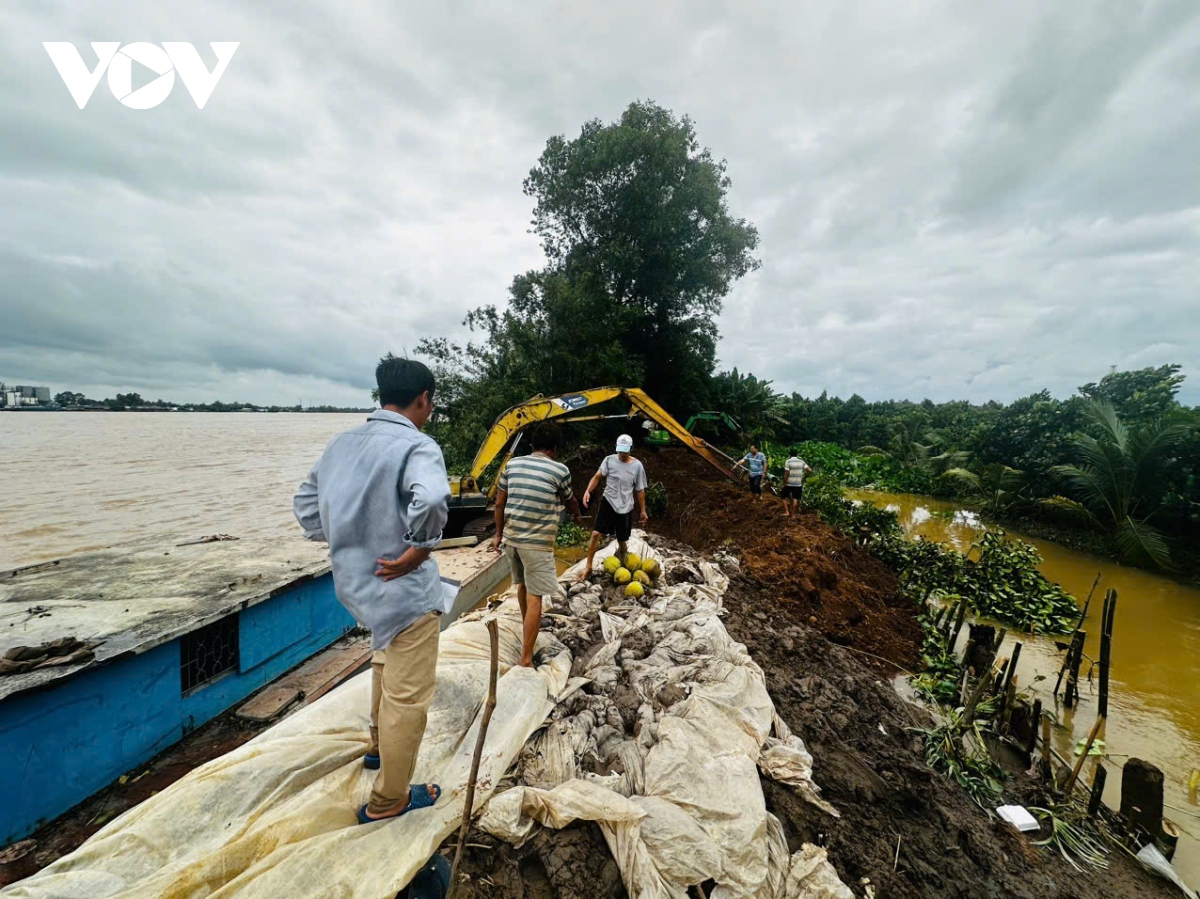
[3,535,851,899]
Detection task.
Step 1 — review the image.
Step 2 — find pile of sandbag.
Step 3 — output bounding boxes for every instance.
[479,534,853,899]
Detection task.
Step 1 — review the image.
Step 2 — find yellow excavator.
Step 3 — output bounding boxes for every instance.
[445,386,746,537]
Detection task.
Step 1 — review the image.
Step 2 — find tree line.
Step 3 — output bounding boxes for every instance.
[408,100,1198,571]
[51,392,371,413]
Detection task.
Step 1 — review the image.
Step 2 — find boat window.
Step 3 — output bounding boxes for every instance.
[180,614,240,694]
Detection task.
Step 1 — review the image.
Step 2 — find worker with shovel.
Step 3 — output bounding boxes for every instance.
[294,356,446,825]
[579,434,648,581]
[491,423,582,667]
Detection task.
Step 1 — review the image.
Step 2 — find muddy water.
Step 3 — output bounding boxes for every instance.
[850,489,1200,883]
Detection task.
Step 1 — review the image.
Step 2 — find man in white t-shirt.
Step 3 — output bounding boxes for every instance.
[579,434,648,580]
[782,448,812,518]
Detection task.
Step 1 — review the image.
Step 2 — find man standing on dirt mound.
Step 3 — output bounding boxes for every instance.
[579,434,648,582]
[782,448,812,518]
[491,423,582,668]
[736,443,769,500]
[294,356,447,825]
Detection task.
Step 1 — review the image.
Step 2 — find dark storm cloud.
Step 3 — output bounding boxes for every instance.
[1,0,1197,406]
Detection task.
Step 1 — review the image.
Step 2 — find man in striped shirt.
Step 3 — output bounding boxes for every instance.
[491,424,582,667]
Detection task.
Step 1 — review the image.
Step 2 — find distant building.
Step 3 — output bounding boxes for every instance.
[0,384,53,407]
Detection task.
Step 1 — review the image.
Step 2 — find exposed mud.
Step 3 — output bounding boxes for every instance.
[445,824,625,899]
[721,573,1171,899]
[574,446,922,671]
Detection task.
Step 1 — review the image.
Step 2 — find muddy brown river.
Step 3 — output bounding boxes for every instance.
[850,489,1200,884]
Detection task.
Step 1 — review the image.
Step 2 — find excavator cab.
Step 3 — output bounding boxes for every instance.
[646,411,742,447]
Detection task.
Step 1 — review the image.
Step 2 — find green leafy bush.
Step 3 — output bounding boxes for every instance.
[555,520,589,548]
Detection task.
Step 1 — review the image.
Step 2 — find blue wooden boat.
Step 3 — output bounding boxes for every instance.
[0,536,506,846]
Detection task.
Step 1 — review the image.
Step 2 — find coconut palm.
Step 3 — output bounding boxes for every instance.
[1042,401,1190,568]
[941,463,1030,517]
[860,422,969,475]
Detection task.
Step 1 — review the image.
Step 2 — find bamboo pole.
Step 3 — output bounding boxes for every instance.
[1079,571,1101,627]
[997,643,1021,718]
[1064,714,1104,795]
[448,618,499,899]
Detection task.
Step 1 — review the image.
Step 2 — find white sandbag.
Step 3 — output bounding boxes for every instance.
[503,534,852,899]
[783,845,855,899]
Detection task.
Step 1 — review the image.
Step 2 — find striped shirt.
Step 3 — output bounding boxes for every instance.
[498,453,574,549]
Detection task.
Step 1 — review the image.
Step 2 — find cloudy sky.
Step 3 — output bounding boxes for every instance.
[1,0,1197,407]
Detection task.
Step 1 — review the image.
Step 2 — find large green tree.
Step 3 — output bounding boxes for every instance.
[467,101,760,413]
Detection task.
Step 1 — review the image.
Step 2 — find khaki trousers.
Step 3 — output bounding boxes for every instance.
[366,611,440,814]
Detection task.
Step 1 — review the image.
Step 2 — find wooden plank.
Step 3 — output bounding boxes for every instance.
[237,637,371,722]
[236,686,303,722]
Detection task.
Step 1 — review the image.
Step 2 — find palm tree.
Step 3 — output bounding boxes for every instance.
[860,421,969,475]
[940,463,1030,517]
[1042,401,1189,568]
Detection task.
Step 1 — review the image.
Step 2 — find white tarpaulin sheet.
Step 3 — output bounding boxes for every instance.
[4,534,852,898]
[3,602,569,899]
[479,536,851,898]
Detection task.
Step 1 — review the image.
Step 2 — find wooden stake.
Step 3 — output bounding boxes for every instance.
[1098,590,1117,720]
[949,600,969,650]
[1078,571,1101,627]
[1026,699,1043,755]
[1053,573,1100,693]
[1088,765,1108,818]
[448,618,499,899]
[1064,631,1086,708]
[1040,713,1053,781]
[961,649,997,726]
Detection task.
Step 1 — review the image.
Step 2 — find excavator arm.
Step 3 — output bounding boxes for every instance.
[455,387,743,501]
[622,389,746,485]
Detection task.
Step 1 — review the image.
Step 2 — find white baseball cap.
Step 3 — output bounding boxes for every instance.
[616,434,633,452]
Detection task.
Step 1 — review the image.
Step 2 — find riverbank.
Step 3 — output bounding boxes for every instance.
[560,446,1186,896]
[848,487,1200,886]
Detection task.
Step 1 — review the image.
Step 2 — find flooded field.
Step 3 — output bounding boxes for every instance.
[850,489,1200,883]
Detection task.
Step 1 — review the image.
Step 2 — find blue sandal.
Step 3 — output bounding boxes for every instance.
[357,784,441,824]
[363,752,380,770]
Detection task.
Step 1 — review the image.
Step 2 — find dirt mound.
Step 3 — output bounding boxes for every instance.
[571,446,921,670]
[722,573,1171,899]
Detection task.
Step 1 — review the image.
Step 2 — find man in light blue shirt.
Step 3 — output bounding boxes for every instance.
[736,443,768,500]
[294,356,448,824]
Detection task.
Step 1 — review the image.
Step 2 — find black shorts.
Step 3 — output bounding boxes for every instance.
[593,497,633,541]
[749,475,763,495]
[783,484,804,501]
